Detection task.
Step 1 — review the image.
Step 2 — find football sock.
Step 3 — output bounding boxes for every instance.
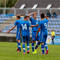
[41,44,45,54]
[32,43,34,52]
[44,43,48,51]
[35,41,40,49]
[17,40,21,51]
[23,43,25,53]
[27,42,29,51]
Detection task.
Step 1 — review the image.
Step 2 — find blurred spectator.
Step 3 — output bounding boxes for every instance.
[52,12,57,18]
[51,30,55,45]
[0,30,2,32]
[46,10,51,18]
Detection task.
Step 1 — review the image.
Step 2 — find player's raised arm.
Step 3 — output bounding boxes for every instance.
[7,26,16,33]
[28,12,37,17]
[28,12,34,17]
[7,15,21,33]
[45,16,49,20]
[31,24,38,27]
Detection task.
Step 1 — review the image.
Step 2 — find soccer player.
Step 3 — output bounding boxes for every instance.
[21,15,36,54]
[33,13,48,54]
[20,16,31,54]
[51,30,55,45]
[28,12,38,52]
[7,15,22,52]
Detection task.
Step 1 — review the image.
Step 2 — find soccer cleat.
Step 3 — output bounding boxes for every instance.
[46,50,48,54]
[17,48,20,52]
[17,48,21,52]
[27,50,30,54]
[33,49,37,54]
[41,52,44,55]
[23,52,25,55]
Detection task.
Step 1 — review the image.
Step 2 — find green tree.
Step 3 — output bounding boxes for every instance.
[6,0,17,7]
[0,0,17,7]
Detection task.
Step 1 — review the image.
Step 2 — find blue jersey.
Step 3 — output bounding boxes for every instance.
[14,20,22,40]
[37,31,40,41]
[38,31,40,37]
[38,18,48,35]
[14,20,22,33]
[21,20,31,36]
[30,17,38,31]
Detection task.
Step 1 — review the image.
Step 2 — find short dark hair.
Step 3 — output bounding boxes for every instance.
[40,13,45,19]
[16,16,20,19]
[24,16,29,19]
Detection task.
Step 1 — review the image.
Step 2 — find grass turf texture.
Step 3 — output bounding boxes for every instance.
[0,42,60,60]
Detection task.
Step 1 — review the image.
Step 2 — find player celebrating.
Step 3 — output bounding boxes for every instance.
[28,12,38,52]
[21,15,36,54]
[51,30,55,45]
[33,13,48,54]
[21,16,31,54]
[7,15,22,52]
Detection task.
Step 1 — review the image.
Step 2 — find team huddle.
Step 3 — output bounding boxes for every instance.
[7,12,49,55]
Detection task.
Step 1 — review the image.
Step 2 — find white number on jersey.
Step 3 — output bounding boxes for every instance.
[21,24,27,30]
[36,22,38,25]
[44,23,47,29]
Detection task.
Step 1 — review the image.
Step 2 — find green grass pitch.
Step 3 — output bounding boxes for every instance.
[0,42,60,60]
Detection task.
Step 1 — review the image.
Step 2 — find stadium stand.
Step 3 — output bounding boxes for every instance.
[15,0,60,8]
[0,0,60,37]
[14,0,60,15]
[48,18,60,35]
[0,14,15,33]
[0,15,60,36]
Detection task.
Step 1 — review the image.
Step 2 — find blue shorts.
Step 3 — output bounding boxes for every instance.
[16,32,21,40]
[32,31,37,41]
[22,36,30,43]
[40,33,47,43]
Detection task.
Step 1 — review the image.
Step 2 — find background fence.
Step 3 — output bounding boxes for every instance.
[0,8,60,44]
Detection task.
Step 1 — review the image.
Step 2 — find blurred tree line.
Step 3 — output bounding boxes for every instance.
[0,0,18,7]
[0,0,18,14]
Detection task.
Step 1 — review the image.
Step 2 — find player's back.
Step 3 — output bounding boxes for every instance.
[14,20,22,32]
[30,17,38,31]
[21,20,30,36]
[39,18,48,35]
